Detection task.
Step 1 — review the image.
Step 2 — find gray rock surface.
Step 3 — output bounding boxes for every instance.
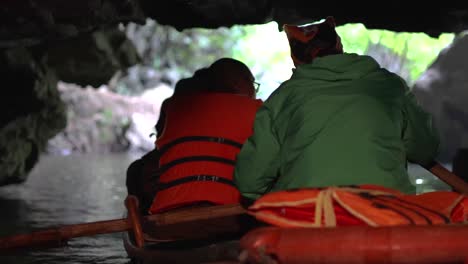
[412,34,468,162]
[46,82,173,155]
[0,48,66,186]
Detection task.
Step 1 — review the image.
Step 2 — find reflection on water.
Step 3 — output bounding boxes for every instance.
[0,152,142,264]
[0,153,453,263]
[408,162,452,193]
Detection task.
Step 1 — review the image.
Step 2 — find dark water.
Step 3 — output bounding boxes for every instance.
[0,153,452,264]
[0,153,142,264]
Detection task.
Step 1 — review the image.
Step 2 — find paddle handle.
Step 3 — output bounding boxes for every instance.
[0,201,246,251]
[125,195,145,247]
[0,218,130,251]
[424,161,468,195]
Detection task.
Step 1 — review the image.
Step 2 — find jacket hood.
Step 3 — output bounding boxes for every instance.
[292,53,387,82]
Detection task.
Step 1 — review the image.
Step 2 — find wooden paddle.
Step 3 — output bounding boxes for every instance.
[424,161,468,195]
[0,196,246,251]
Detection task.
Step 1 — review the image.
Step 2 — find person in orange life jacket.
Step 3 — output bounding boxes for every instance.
[125,68,213,214]
[148,58,263,214]
[126,63,249,213]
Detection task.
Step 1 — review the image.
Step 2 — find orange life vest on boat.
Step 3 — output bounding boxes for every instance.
[247,185,468,227]
[148,92,262,214]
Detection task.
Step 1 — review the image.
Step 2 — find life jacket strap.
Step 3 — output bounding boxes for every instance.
[156,174,236,191]
[157,155,236,177]
[158,136,243,155]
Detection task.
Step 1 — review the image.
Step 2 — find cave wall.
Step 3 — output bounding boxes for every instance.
[46,27,141,87]
[0,22,141,186]
[0,47,66,186]
[412,34,468,162]
[0,0,145,48]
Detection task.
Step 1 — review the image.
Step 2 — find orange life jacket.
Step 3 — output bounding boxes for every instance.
[247,185,468,227]
[148,92,262,214]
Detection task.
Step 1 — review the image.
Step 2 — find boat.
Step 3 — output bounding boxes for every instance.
[123,232,240,264]
[123,210,468,264]
[121,162,468,263]
[122,197,259,264]
[239,224,468,264]
[122,189,468,264]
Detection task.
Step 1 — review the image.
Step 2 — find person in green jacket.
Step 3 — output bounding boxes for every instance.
[233,16,440,201]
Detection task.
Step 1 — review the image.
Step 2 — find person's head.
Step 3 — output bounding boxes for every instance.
[283,16,343,67]
[209,58,258,99]
[173,67,213,96]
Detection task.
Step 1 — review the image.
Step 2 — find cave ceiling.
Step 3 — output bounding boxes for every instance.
[1,1,467,48]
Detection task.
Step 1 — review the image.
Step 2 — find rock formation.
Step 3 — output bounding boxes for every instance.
[412,33,468,162]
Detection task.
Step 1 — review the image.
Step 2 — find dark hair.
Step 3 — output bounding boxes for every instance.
[173,67,213,95]
[209,58,254,95]
[173,58,253,95]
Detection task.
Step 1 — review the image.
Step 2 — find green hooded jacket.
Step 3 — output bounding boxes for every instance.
[234,53,440,200]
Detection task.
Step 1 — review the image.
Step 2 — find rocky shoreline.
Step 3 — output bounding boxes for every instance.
[46,82,173,155]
